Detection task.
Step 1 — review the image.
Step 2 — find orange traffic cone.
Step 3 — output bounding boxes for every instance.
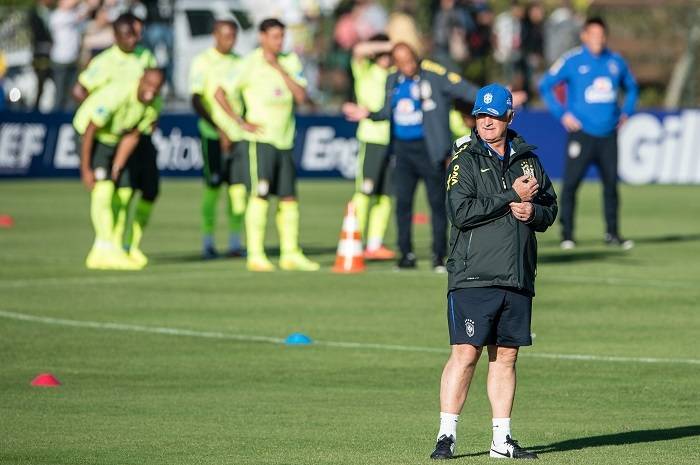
[332,202,366,273]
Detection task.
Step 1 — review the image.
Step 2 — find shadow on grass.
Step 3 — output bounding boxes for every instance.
[532,425,700,453]
[147,252,209,263]
[147,246,338,264]
[538,249,623,264]
[539,233,700,249]
[633,234,700,245]
[450,425,700,459]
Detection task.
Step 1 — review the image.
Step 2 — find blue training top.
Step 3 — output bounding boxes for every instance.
[391,75,424,141]
[539,46,639,137]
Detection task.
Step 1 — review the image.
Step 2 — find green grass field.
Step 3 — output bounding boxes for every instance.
[1,179,699,465]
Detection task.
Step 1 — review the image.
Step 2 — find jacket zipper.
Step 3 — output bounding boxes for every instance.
[501,158,522,289]
[475,141,535,289]
[463,230,473,268]
[506,159,523,289]
[515,217,522,288]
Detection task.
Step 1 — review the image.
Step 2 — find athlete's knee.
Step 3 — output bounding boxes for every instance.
[488,346,519,366]
[205,173,224,189]
[141,190,159,202]
[360,178,377,195]
[450,344,482,368]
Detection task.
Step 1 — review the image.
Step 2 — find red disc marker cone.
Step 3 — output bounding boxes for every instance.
[0,215,14,228]
[31,373,61,387]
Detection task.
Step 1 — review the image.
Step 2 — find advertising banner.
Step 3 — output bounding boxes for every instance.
[1,110,698,184]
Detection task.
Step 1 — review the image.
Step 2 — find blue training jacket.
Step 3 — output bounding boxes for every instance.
[538,46,638,137]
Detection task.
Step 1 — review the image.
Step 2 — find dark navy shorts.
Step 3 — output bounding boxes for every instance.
[447,287,533,347]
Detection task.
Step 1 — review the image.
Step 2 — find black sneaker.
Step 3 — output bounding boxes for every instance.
[433,256,447,274]
[202,246,219,260]
[489,435,538,459]
[396,253,417,270]
[430,434,455,460]
[604,234,634,250]
[226,248,247,258]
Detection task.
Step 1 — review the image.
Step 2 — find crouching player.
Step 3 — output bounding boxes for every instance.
[73,68,165,270]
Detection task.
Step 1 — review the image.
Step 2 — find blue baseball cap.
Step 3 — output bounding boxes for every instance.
[471,83,513,117]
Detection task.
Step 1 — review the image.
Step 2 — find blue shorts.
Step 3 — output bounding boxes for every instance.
[447,287,533,347]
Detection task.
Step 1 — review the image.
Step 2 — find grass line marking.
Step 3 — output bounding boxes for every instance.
[1,310,698,366]
[2,271,698,291]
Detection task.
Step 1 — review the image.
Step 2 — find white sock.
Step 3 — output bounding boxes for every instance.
[492,418,511,445]
[366,237,382,251]
[438,412,459,440]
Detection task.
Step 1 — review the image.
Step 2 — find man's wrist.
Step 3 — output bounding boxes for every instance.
[509,188,522,202]
[524,204,538,224]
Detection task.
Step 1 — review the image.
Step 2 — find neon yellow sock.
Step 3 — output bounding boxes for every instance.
[201,186,219,235]
[131,199,154,251]
[91,181,116,244]
[352,192,370,238]
[113,187,135,248]
[367,194,392,245]
[276,200,300,256]
[227,183,247,234]
[245,196,268,256]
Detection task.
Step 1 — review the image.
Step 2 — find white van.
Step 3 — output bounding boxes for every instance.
[172,0,256,100]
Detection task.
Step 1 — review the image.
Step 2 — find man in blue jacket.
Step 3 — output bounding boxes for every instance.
[539,17,637,250]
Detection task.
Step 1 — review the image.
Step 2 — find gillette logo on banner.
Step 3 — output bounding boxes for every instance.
[619,110,700,184]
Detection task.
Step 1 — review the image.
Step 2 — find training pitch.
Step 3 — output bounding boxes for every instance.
[1,179,699,465]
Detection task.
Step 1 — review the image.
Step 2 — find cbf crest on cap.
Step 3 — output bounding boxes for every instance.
[472,83,513,117]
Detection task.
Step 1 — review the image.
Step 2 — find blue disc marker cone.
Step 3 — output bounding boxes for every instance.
[285,333,313,345]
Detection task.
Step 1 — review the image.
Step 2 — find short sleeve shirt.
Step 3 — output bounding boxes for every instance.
[73,82,161,146]
[351,58,390,145]
[78,45,155,92]
[229,48,306,150]
[78,45,159,135]
[191,48,243,140]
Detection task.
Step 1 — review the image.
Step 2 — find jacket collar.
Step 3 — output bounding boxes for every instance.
[468,129,537,162]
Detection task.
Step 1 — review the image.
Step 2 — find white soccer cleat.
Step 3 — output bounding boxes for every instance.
[560,240,576,250]
[490,436,538,460]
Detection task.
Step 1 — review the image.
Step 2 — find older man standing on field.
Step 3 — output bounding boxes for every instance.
[430,83,557,460]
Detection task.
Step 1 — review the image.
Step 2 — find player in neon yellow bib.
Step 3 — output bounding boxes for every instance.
[73,13,160,268]
[226,18,319,272]
[73,69,164,270]
[349,35,396,261]
[190,19,248,259]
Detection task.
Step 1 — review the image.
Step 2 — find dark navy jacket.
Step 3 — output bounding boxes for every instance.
[369,60,479,166]
[446,130,558,295]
